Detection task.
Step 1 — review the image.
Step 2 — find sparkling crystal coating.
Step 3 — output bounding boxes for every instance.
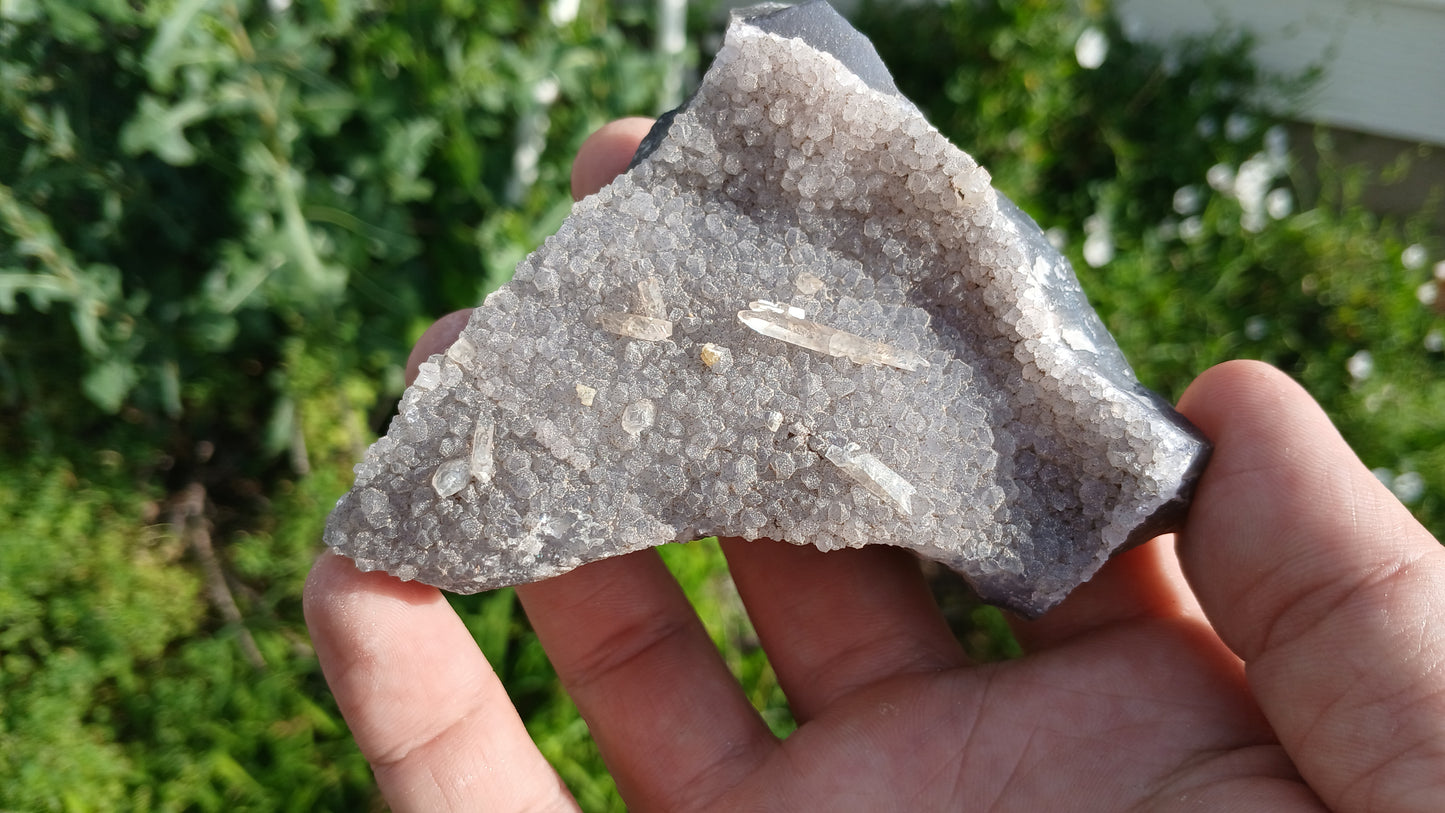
[323,0,1211,617]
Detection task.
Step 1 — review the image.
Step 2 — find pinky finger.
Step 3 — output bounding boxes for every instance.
[304,553,579,813]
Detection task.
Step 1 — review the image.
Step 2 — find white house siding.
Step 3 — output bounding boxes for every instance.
[1115,0,1445,146]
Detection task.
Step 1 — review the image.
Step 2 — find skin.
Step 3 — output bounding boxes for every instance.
[304,118,1445,812]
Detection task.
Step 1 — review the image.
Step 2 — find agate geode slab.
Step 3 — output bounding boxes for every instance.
[324,0,1211,617]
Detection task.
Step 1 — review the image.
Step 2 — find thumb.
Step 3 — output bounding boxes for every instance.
[1176,360,1445,810]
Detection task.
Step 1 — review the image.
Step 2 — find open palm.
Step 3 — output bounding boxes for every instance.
[305,119,1445,812]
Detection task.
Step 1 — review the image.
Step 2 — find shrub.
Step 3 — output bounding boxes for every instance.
[2,0,669,807]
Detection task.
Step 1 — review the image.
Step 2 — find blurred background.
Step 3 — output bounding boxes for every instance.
[2,0,1441,809]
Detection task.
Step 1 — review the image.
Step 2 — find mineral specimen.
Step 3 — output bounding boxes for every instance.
[323,0,1211,617]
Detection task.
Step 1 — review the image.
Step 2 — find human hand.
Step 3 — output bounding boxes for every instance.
[304,119,1445,811]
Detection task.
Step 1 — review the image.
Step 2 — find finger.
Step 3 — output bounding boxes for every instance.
[571,117,656,201]
[720,537,967,722]
[1176,359,1445,809]
[406,309,473,383]
[515,550,777,812]
[1009,533,1213,652]
[304,553,577,812]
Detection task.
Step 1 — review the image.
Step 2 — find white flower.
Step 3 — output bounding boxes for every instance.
[549,0,580,26]
[1425,329,1443,353]
[1234,153,1281,208]
[532,76,560,105]
[1244,316,1268,340]
[1266,188,1294,220]
[1392,471,1426,504]
[1206,164,1235,193]
[1044,227,1068,251]
[1075,27,1109,70]
[1402,243,1428,270]
[1083,231,1114,267]
[1179,216,1205,242]
[1418,282,1438,307]
[1080,214,1115,264]
[1223,152,1288,232]
[1173,185,1202,216]
[1346,350,1374,381]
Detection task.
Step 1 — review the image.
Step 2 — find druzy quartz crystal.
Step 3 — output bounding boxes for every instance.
[324,0,1211,617]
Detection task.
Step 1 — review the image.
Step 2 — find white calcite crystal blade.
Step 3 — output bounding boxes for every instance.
[324,0,1211,617]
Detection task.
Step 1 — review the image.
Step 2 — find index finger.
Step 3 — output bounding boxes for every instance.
[304,554,579,812]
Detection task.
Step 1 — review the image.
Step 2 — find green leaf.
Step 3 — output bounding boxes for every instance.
[142,0,218,92]
[383,117,443,202]
[80,359,136,412]
[119,94,213,165]
[36,0,101,47]
[0,0,43,23]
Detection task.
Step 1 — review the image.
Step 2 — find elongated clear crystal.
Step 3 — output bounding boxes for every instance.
[637,277,667,319]
[749,299,807,319]
[470,419,495,484]
[737,306,929,371]
[599,311,674,341]
[825,441,916,516]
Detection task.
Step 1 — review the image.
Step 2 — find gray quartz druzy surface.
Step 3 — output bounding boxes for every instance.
[323,0,1210,618]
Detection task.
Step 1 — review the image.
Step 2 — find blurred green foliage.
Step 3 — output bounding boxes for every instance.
[1,0,1440,809]
[2,0,670,807]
